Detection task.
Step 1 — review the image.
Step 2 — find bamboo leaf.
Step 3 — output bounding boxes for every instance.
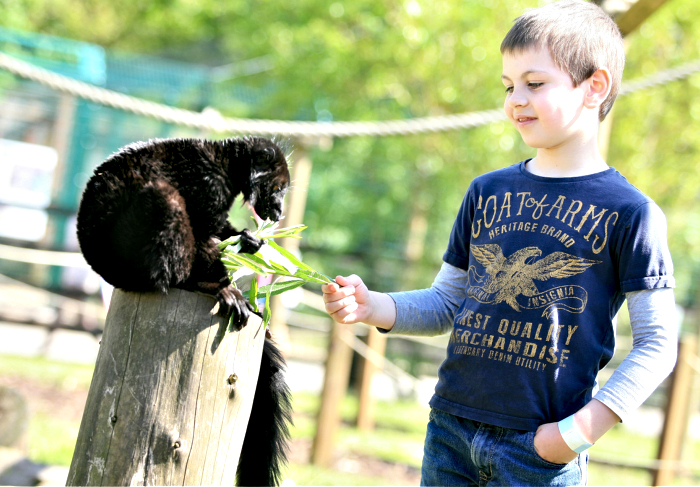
[262,282,273,328]
[268,260,295,276]
[248,275,259,312]
[258,243,298,274]
[218,235,241,250]
[294,268,334,284]
[224,252,270,276]
[268,225,307,238]
[242,278,305,298]
[221,219,330,330]
[229,267,255,282]
[267,241,313,271]
[240,251,274,270]
[222,260,242,271]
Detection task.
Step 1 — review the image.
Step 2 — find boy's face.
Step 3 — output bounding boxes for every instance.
[501,47,592,151]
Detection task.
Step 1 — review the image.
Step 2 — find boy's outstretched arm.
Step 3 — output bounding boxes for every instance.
[321,275,397,331]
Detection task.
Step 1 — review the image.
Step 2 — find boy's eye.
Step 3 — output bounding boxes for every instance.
[528,82,544,89]
[504,86,514,94]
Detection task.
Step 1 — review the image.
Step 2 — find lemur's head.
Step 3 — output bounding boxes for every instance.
[236,136,290,222]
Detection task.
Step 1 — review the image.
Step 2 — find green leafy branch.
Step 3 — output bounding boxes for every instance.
[219,218,333,329]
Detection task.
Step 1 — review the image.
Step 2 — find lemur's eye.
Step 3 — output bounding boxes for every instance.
[273,185,280,192]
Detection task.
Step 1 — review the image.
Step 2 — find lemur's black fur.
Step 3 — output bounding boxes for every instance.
[76,136,292,486]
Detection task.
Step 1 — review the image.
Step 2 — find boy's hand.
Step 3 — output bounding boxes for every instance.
[321,275,371,324]
[533,422,579,465]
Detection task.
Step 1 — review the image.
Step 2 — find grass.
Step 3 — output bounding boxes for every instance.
[590,424,700,486]
[0,354,94,390]
[28,413,81,466]
[2,353,699,486]
[287,391,700,486]
[287,463,406,486]
[289,392,427,469]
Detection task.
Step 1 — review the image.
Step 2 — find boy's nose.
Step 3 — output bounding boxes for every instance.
[507,89,528,108]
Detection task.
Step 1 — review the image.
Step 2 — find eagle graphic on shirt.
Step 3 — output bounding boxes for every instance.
[467,244,602,315]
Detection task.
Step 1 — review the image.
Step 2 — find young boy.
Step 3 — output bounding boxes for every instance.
[321,1,677,485]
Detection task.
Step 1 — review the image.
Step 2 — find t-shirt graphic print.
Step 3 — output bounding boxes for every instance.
[431,161,674,431]
[467,243,600,316]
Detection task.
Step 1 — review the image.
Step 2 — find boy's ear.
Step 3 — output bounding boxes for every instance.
[584,68,612,110]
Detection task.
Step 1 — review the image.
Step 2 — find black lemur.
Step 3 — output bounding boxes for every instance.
[76,136,293,486]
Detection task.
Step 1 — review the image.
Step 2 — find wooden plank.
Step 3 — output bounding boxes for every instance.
[66,288,265,486]
[653,334,697,486]
[356,328,387,431]
[615,0,672,36]
[269,143,314,352]
[311,321,353,467]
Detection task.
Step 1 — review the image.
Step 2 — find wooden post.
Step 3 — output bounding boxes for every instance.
[66,288,266,486]
[598,0,673,162]
[268,141,314,353]
[311,321,353,467]
[614,0,672,36]
[49,94,77,202]
[356,327,387,431]
[653,334,698,487]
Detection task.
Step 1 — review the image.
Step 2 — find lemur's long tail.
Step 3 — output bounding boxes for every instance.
[236,337,292,487]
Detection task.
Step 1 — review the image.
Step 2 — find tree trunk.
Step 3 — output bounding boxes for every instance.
[67,288,265,486]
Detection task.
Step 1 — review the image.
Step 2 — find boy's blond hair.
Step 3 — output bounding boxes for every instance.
[500,0,625,121]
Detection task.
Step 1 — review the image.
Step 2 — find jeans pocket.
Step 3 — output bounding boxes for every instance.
[428,407,437,423]
[527,431,570,468]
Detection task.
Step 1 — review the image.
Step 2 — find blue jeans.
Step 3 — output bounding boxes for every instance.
[421,408,588,486]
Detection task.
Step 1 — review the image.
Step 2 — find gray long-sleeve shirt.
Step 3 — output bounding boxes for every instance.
[384,262,678,422]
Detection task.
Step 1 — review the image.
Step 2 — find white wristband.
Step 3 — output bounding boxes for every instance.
[558,415,594,454]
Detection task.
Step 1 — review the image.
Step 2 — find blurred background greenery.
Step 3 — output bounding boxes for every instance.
[0,0,699,485]
[1,0,699,305]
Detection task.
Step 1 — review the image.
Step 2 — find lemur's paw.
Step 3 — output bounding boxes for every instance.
[214,285,259,331]
[239,229,264,255]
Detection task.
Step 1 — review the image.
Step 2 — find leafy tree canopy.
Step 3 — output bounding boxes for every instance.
[1,0,699,310]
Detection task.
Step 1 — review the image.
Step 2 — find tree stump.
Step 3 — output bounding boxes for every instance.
[66,288,266,486]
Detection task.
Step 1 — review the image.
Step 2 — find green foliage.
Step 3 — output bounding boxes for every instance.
[28,412,80,466]
[609,0,700,308]
[2,0,699,305]
[0,354,94,390]
[220,219,332,328]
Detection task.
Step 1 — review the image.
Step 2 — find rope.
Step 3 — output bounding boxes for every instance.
[0,51,506,137]
[3,51,698,138]
[0,53,699,267]
[619,58,700,96]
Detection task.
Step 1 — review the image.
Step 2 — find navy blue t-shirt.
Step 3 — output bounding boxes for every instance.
[431,161,674,431]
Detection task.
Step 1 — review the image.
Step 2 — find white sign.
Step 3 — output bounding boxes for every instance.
[0,138,58,241]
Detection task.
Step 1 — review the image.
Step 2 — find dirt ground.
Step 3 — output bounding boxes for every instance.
[288,438,421,484]
[0,376,88,424]
[0,374,421,485]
